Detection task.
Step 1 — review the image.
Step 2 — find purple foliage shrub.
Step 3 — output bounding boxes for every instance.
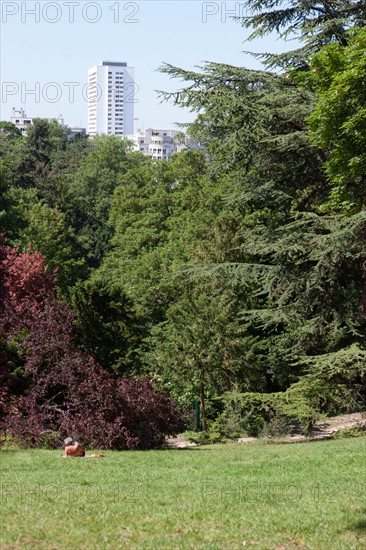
[0,240,181,448]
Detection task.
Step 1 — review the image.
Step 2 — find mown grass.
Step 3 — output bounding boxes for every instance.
[1,437,365,549]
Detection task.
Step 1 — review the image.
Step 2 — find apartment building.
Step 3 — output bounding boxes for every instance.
[10,108,64,135]
[129,128,186,160]
[87,61,135,137]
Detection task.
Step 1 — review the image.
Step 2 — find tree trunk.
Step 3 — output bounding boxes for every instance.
[359,260,366,318]
[200,372,207,431]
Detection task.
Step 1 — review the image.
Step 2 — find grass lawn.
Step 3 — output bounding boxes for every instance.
[1,437,365,549]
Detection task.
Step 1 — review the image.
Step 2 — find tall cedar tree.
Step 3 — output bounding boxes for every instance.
[156,57,366,416]
[241,0,366,69]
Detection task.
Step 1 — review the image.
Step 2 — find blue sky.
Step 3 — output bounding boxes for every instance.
[0,1,292,130]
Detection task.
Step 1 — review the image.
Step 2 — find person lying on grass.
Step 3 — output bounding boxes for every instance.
[63,437,104,458]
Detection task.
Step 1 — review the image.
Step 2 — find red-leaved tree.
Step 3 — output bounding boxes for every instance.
[0,237,181,448]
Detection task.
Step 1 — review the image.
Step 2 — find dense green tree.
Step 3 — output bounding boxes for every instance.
[159,63,326,209]
[145,285,257,428]
[157,56,366,418]
[103,151,210,318]
[299,28,366,212]
[34,132,91,212]
[0,122,22,140]
[68,135,148,268]
[70,276,145,373]
[0,166,21,239]
[0,119,72,192]
[17,119,70,189]
[18,197,84,295]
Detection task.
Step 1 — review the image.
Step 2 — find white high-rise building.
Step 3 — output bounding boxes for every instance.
[87,61,135,137]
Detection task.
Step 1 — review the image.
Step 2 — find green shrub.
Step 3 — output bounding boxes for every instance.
[330,425,366,439]
[259,415,294,438]
[216,376,362,439]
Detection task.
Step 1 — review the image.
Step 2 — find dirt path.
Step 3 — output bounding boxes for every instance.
[165,436,200,449]
[165,411,366,448]
[286,411,366,442]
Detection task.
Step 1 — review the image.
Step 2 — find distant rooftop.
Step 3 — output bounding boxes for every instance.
[100,61,127,67]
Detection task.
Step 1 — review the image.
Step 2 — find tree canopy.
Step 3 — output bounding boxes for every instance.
[1,3,366,445]
[241,0,366,69]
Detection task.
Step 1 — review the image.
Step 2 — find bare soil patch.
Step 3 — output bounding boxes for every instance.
[165,411,366,448]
